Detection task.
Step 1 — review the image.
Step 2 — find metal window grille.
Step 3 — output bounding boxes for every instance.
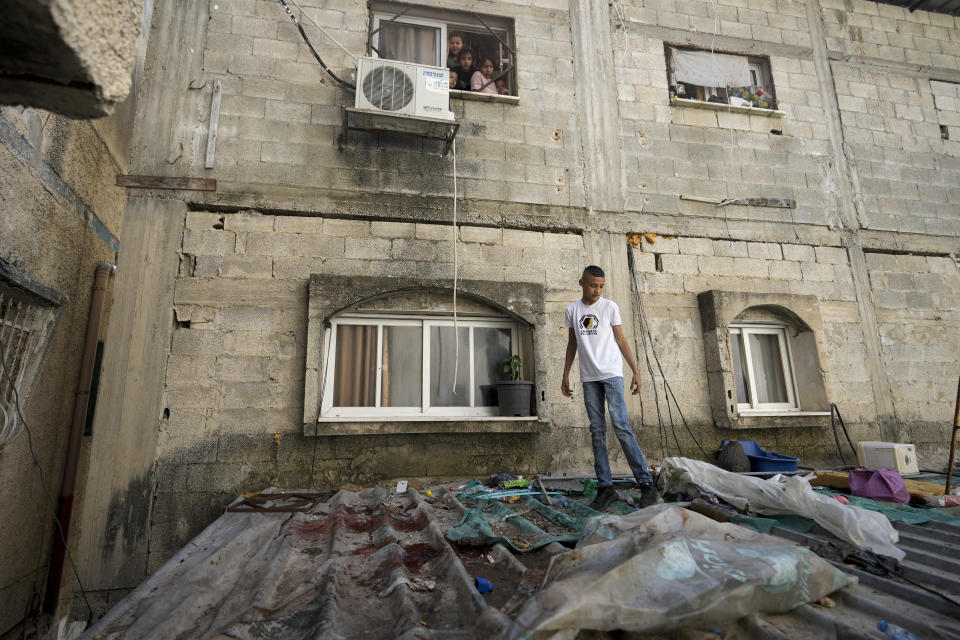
[0,286,53,446]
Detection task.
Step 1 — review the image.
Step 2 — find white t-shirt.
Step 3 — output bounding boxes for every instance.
[564,297,623,382]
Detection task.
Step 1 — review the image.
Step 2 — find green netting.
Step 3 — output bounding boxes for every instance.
[448,479,642,552]
[730,513,816,534]
[815,489,960,527]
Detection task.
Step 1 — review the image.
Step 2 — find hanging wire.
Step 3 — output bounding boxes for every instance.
[276,0,356,91]
[451,139,459,394]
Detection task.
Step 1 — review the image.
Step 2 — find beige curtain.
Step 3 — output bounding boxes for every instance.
[333,325,377,407]
[379,22,438,65]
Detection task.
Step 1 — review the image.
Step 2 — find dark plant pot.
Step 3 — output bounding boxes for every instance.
[496,381,534,417]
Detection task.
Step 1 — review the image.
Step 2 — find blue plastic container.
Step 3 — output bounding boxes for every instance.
[720,439,799,474]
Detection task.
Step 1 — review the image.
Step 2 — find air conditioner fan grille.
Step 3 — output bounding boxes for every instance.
[362,65,414,111]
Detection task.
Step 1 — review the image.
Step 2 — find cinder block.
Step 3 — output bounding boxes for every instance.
[415,223,451,241]
[244,233,297,255]
[274,216,323,233]
[460,226,503,244]
[660,254,699,275]
[183,229,236,256]
[747,242,783,260]
[733,257,770,278]
[344,238,392,260]
[678,237,714,256]
[224,212,276,232]
[220,255,273,278]
[712,240,749,258]
[769,261,803,280]
[698,255,736,276]
[296,235,345,258]
[324,218,371,237]
[801,262,836,281]
[372,221,416,238]
[815,246,848,264]
[781,243,816,262]
[503,229,544,247]
[543,232,582,250]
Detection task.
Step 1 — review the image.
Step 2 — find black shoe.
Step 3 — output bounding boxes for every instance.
[638,482,660,508]
[589,485,618,510]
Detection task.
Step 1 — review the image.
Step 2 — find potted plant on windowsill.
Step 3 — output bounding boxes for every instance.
[496,355,534,417]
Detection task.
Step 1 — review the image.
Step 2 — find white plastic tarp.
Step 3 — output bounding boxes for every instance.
[659,457,905,561]
[505,505,855,639]
[671,48,751,88]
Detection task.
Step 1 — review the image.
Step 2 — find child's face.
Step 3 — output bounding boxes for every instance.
[480,60,494,78]
[459,52,473,69]
[449,70,458,87]
[579,273,604,303]
[495,79,508,94]
[449,36,463,56]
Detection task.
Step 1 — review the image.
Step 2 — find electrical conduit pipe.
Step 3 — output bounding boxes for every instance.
[44,262,116,613]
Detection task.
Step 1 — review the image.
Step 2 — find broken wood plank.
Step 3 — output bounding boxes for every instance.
[116,175,217,191]
[204,79,222,169]
[811,470,945,495]
[680,195,797,208]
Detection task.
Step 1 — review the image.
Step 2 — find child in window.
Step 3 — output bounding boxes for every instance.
[495,78,510,95]
[448,68,459,91]
[455,49,474,91]
[447,33,464,69]
[471,56,498,94]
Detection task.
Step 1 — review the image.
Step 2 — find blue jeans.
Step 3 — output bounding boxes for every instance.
[583,376,652,486]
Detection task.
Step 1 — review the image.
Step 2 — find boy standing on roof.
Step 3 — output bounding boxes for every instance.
[561,265,659,509]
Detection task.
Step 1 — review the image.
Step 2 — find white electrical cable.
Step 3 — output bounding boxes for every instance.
[285,0,359,63]
[451,139,459,394]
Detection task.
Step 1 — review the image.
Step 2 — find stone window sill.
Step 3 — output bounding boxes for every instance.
[722,411,831,430]
[308,416,542,436]
[671,97,785,118]
[450,89,520,106]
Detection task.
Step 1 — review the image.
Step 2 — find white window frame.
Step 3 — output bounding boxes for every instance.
[729,324,799,413]
[372,13,447,68]
[320,313,519,418]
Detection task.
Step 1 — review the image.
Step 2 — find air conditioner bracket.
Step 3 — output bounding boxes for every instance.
[340,106,460,156]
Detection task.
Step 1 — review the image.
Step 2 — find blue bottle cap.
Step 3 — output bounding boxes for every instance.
[877,620,888,632]
[474,577,494,593]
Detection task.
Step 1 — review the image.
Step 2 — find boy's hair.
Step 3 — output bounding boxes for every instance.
[449,32,463,42]
[458,49,473,63]
[583,265,605,278]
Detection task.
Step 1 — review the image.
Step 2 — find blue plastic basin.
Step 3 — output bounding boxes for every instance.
[720,439,799,474]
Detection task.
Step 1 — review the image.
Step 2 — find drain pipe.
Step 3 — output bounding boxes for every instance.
[44,262,116,613]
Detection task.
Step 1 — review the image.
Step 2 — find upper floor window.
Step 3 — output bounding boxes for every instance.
[666,45,776,110]
[729,324,798,412]
[322,314,521,418]
[370,2,517,96]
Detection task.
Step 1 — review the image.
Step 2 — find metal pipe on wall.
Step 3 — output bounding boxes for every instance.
[44,262,116,613]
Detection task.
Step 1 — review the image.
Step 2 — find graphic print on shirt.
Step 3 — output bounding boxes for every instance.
[579,313,600,335]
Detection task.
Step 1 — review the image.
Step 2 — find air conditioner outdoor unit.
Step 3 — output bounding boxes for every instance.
[355,56,453,120]
[856,441,919,476]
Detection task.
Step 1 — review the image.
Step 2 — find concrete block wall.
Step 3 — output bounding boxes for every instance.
[866,251,960,460]
[819,1,960,236]
[193,0,584,208]
[612,0,839,226]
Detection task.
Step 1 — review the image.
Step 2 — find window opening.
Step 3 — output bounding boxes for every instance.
[0,286,56,446]
[729,324,798,412]
[666,45,776,110]
[370,3,516,96]
[322,314,518,418]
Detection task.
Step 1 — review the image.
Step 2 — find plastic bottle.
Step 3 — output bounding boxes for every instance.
[877,620,919,640]
[582,479,598,497]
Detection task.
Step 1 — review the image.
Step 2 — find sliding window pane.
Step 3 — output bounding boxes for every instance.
[333,325,377,407]
[378,22,441,66]
[381,325,422,407]
[474,327,511,406]
[748,332,788,404]
[430,326,469,407]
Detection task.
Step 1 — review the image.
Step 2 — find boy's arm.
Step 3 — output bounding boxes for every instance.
[612,325,642,395]
[561,328,577,397]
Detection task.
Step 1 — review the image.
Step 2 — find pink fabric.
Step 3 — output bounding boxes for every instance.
[848,467,910,504]
[471,70,497,94]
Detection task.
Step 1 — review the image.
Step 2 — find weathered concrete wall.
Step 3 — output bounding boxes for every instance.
[94,0,960,602]
[0,105,125,631]
[0,0,149,118]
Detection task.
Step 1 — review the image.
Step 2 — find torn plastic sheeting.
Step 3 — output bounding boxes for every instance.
[505,505,856,639]
[660,457,904,560]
